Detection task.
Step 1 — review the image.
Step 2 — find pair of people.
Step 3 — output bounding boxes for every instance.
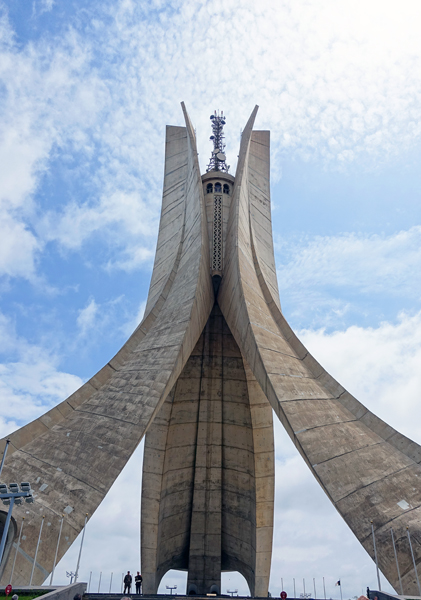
[124,571,143,594]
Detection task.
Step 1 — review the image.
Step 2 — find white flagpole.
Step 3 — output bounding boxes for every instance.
[371,521,382,591]
[303,578,306,596]
[88,571,92,592]
[339,581,342,600]
[293,578,296,599]
[50,515,64,585]
[281,578,283,591]
[323,578,326,600]
[407,527,421,595]
[391,528,403,594]
[313,578,316,599]
[74,513,88,582]
[109,572,113,593]
[98,571,102,593]
[30,515,45,585]
[10,517,24,585]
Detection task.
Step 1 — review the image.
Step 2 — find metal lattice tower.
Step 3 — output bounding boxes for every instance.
[206,110,230,172]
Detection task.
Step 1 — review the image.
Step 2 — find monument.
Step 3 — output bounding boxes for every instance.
[1,103,421,595]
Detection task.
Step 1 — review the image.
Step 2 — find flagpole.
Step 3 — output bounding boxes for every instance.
[281,578,283,591]
[391,528,403,594]
[340,582,342,600]
[371,521,382,591]
[303,578,306,596]
[407,527,421,596]
[323,577,326,600]
[74,513,88,582]
[10,517,24,585]
[50,514,64,585]
[293,578,296,599]
[30,515,45,586]
[313,578,316,599]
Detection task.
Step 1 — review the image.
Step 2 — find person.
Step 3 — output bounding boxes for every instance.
[73,595,81,600]
[135,572,142,595]
[124,571,132,594]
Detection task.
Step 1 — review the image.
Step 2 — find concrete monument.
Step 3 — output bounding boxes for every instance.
[1,104,421,595]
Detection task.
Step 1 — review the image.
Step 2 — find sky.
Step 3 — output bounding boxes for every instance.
[1,0,421,597]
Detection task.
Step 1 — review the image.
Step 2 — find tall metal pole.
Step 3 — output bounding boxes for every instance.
[407,527,421,596]
[109,572,113,593]
[303,578,306,596]
[50,515,64,585]
[339,582,342,600]
[313,578,316,599]
[10,516,24,585]
[30,515,45,586]
[371,521,382,591]
[0,439,10,478]
[88,571,92,593]
[281,578,284,591]
[98,571,102,593]
[121,572,124,593]
[0,496,15,568]
[74,513,88,582]
[391,528,403,595]
[323,577,326,600]
[293,578,296,599]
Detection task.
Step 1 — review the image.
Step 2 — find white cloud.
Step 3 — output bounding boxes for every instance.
[276,226,421,325]
[0,350,82,439]
[298,310,421,442]
[0,311,82,436]
[2,0,421,282]
[120,299,146,337]
[0,210,40,279]
[77,298,99,335]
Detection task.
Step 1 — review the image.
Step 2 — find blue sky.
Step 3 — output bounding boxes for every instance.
[1,0,421,596]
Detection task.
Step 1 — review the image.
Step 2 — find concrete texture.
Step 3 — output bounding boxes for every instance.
[1,103,421,596]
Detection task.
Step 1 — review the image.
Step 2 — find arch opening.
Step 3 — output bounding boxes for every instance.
[221,571,251,597]
[158,569,188,595]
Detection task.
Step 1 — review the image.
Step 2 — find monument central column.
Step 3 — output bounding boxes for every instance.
[187,309,223,595]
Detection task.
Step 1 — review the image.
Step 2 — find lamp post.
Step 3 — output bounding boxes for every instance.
[0,482,34,566]
[166,585,177,595]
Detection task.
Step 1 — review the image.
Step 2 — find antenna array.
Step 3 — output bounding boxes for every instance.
[206,110,230,173]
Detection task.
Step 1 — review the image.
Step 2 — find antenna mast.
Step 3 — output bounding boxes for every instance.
[206,110,230,172]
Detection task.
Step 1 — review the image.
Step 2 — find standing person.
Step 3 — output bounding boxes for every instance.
[124,571,132,594]
[135,572,142,595]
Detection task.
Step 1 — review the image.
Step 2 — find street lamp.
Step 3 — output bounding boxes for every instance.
[166,585,177,595]
[0,482,34,566]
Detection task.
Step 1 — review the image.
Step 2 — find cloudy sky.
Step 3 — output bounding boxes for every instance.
[1,0,421,597]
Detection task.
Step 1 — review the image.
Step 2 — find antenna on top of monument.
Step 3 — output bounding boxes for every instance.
[206,110,230,173]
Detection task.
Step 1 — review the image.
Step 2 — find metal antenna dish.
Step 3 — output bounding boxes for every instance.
[206,110,229,173]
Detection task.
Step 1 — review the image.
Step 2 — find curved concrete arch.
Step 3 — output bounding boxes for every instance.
[0,104,213,585]
[218,105,421,595]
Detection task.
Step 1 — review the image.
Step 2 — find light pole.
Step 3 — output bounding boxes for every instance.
[0,482,34,566]
[166,585,177,595]
[67,571,76,584]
